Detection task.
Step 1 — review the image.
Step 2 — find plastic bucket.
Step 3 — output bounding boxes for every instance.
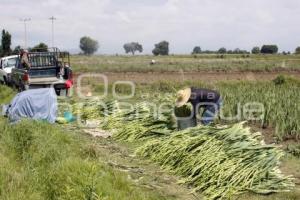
[64,111,76,123]
[177,117,197,130]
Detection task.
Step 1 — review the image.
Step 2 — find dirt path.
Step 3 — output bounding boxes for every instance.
[74,71,300,84]
[76,126,201,200]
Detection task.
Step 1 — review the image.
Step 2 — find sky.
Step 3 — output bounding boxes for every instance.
[0,0,300,54]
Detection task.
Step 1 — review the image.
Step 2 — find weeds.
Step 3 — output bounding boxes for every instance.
[0,119,167,200]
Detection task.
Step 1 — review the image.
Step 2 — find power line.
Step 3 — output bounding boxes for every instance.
[49,16,57,47]
[20,18,31,49]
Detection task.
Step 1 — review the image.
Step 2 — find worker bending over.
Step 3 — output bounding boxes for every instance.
[176,87,223,125]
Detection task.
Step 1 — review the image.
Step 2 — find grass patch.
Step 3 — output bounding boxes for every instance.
[0,119,168,200]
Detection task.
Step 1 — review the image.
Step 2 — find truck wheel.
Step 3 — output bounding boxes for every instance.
[3,76,8,85]
[11,82,18,91]
[16,80,23,92]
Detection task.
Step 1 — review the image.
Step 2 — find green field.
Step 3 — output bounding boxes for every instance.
[71,54,300,73]
[71,77,300,199]
[81,76,300,141]
[0,86,170,200]
[1,53,300,199]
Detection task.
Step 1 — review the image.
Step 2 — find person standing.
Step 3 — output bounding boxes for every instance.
[20,49,31,70]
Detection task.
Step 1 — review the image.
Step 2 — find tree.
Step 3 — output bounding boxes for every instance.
[192,46,201,54]
[79,36,99,55]
[1,29,12,56]
[152,41,169,56]
[31,42,48,52]
[218,47,227,54]
[295,47,300,54]
[251,47,260,54]
[233,48,241,54]
[12,45,22,54]
[123,42,143,55]
[260,45,278,54]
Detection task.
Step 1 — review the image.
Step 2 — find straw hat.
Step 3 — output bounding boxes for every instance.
[175,88,191,107]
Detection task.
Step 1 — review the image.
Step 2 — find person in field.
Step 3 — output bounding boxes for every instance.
[175,87,223,125]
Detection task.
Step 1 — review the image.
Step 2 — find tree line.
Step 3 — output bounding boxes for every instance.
[74,36,300,56]
[192,45,284,55]
[1,30,300,56]
[0,29,51,56]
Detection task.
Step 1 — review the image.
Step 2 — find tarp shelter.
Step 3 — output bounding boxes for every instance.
[2,88,57,123]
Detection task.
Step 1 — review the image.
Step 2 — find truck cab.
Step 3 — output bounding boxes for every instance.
[0,55,19,85]
[11,48,73,96]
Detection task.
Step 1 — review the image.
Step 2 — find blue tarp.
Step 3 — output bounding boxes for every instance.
[3,88,57,123]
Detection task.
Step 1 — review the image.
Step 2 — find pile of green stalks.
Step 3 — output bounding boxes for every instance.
[62,97,295,199]
[97,100,294,199]
[102,101,175,141]
[72,100,105,121]
[137,123,294,199]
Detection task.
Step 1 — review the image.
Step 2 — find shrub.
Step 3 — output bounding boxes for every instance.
[273,75,286,85]
[261,45,278,54]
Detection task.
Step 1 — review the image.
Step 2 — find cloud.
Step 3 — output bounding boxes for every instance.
[0,0,299,54]
[115,11,132,23]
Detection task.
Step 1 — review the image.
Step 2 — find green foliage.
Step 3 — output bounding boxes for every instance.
[295,47,300,54]
[123,42,143,55]
[252,47,260,54]
[0,119,166,200]
[152,41,169,56]
[217,54,226,59]
[0,85,15,104]
[261,45,278,54]
[70,54,300,73]
[286,144,300,157]
[216,80,300,140]
[272,74,286,85]
[83,77,300,141]
[137,123,294,199]
[31,42,48,52]
[218,47,227,54]
[96,99,294,199]
[143,80,300,140]
[12,45,22,54]
[1,29,12,56]
[79,36,99,55]
[233,48,249,54]
[192,46,201,54]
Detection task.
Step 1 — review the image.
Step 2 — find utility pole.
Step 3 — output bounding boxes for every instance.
[49,16,56,47]
[20,18,31,49]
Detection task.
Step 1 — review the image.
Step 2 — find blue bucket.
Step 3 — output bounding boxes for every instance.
[177,117,197,130]
[64,111,76,122]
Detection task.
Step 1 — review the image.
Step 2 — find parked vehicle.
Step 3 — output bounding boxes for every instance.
[0,55,19,85]
[11,48,73,96]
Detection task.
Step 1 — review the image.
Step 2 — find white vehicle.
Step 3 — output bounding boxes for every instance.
[0,55,19,85]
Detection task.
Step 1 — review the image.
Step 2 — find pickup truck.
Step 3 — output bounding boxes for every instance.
[0,55,19,85]
[11,48,73,96]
